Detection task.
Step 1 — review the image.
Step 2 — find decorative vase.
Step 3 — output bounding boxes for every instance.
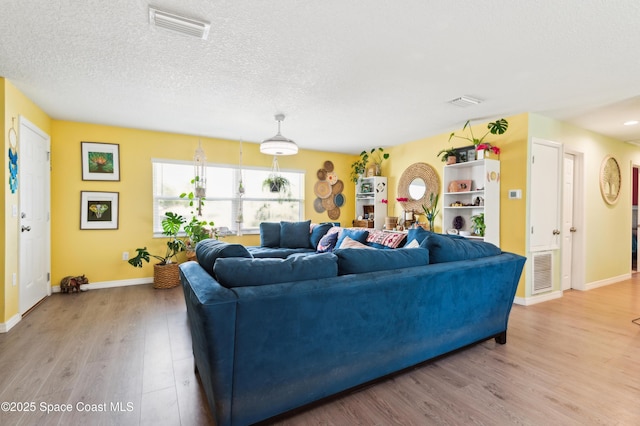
[477,149,485,160]
[385,216,398,230]
[447,155,457,165]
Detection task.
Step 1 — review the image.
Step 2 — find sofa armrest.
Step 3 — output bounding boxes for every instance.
[179,261,238,426]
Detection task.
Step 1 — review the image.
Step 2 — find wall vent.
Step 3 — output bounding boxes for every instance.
[532,251,553,294]
[149,7,210,40]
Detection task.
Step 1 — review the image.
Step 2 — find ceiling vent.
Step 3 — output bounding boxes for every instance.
[449,96,483,107]
[149,7,210,40]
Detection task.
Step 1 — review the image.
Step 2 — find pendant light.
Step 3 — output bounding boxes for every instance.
[260,114,298,155]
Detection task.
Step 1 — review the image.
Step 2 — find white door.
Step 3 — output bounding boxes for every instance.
[561,154,575,290]
[19,117,51,314]
[530,139,562,252]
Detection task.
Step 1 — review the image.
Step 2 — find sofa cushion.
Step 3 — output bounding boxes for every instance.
[280,220,312,249]
[196,239,253,277]
[213,253,338,288]
[247,247,315,258]
[335,228,369,249]
[420,232,501,263]
[310,223,334,248]
[404,238,421,248]
[260,222,281,248]
[334,247,430,275]
[316,232,339,253]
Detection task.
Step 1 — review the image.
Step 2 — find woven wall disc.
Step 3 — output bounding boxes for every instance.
[313,197,325,213]
[314,180,332,199]
[327,207,340,220]
[317,169,327,180]
[321,196,336,210]
[332,179,344,194]
[323,160,334,172]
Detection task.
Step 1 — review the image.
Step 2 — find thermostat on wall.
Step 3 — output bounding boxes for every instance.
[508,189,522,199]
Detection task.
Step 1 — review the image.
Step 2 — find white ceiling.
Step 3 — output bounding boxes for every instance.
[2,0,640,154]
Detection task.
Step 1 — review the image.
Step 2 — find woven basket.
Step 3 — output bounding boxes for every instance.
[153,263,180,289]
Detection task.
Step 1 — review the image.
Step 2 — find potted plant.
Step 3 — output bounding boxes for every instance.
[448,118,509,146]
[350,150,369,183]
[128,212,187,289]
[470,212,486,237]
[179,181,217,259]
[263,175,290,193]
[368,147,390,176]
[421,192,440,231]
[437,148,458,164]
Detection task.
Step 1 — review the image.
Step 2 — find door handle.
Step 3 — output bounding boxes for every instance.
[552,229,560,235]
[570,227,577,232]
[21,225,31,232]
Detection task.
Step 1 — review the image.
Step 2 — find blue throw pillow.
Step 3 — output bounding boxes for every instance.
[280,220,312,248]
[406,226,430,246]
[310,223,333,248]
[335,228,369,249]
[260,222,281,247]
[196,239,253,277]
[334,247,429,275]
[420,232,501,263]
[316,232,338,253]
[213,253,338,287]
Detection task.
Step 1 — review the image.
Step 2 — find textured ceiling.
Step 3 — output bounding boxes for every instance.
[1,0,640,153]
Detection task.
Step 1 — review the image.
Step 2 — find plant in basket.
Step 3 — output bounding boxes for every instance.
[128,212,187,288]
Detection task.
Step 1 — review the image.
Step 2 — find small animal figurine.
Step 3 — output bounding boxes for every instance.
[60,275,89,293]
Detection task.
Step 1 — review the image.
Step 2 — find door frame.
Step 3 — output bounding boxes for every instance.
[18,116,51,314]
[562,148,585,291]
[632,162,640,272]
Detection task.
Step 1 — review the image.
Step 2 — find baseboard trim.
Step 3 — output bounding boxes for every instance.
[52,277,153,293]
[0,314,22,333]
[584,273,631,291]
[513,290,563,306]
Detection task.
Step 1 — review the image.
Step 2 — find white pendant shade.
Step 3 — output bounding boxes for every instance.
[260,114,298,155]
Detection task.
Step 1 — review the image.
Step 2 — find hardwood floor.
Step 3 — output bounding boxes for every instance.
[1,278,639,425]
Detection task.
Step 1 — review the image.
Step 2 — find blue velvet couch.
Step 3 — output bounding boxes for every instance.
[180,230,526,426]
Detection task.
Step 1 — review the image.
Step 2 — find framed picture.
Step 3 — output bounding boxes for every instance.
[81,142,120,181]
[466,149,476,162]
[80,191,119,229]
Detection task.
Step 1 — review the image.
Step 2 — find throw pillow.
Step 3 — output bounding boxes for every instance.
[404,239,420,248]
[420,232,502,263]
[339,236,374,249]
[335,228,369,249]
[317,232,339,253]
[280,220,312,249]
[334,247,429,275]
[196,239,253,278]
[213,253,338,288]
[310,223,333,248]
[406,226,430,245]
[260,222,281,247]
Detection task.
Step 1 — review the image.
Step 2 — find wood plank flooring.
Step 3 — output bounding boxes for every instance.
[0,277,639,425]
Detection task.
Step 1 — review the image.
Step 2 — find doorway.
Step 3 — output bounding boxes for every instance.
[632,166,639,272]
[561,151,585,291]
[19,117,51,314]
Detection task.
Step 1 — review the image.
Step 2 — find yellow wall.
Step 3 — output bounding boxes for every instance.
[385,113,530,296]
[2,78,52,322]
[50,121,355,284]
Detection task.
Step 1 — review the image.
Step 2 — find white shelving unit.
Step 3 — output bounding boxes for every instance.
[355,176,388,230]
[442,159,500,246]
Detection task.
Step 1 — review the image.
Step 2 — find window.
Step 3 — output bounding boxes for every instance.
[152,159,304,235]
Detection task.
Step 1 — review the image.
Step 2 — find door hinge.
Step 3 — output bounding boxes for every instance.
[47,151,50,161]
[47,272,50,282]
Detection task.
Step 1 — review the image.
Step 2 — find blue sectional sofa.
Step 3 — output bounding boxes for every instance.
[180,225,526,426]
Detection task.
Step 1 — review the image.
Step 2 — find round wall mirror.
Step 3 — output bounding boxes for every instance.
[397,162,440,213]
[408,178,426,200]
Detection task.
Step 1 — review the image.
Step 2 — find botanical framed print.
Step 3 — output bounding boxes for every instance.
[81,142,120,181]
[80,191,119,229]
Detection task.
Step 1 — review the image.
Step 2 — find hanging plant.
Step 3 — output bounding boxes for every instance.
[263,175,290,193]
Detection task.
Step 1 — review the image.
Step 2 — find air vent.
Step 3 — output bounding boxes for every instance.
[448,96,482,107]
[149,7,210,40]
[532,251,553,294]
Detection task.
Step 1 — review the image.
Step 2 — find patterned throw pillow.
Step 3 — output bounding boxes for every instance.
[317,232,339,253]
